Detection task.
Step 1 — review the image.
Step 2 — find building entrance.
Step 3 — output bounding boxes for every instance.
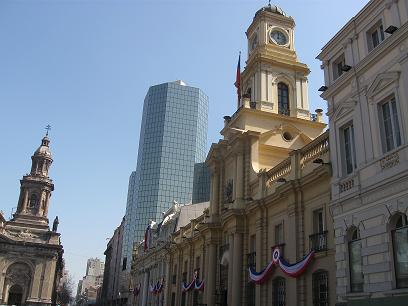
[7,284,23,305]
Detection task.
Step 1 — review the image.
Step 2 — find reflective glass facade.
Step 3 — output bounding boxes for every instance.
[122,81,209,268]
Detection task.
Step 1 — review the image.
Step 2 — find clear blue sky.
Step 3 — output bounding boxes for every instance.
[0,0,368,285]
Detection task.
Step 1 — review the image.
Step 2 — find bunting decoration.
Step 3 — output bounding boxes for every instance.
[149,278,165,294]
[249,248,315,284]
[194,279,205,291]
[182,271,205,292]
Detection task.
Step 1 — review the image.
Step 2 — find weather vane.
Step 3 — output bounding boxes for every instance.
[45,125,51,136]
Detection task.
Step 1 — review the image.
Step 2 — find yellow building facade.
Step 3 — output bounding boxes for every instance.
[131,4,335,306]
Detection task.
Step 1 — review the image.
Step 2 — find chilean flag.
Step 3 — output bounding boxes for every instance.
[144,225,151,251]
[234,52,241,105]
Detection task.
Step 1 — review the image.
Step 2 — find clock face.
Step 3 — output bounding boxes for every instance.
[270,30,288,45]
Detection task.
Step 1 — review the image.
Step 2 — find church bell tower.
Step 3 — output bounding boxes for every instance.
[12,133,54,229]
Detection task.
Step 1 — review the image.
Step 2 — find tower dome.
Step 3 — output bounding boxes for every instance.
[34,136,52,158]
[255,3,286,17]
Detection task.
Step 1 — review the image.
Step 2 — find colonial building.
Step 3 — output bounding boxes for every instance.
[100,217,126,305]
[129,201,209,306]
[0,134,63,305]
[130,4,335,306]
[317,0,408,305]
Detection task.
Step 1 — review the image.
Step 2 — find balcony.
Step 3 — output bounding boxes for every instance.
[309,231,328,252]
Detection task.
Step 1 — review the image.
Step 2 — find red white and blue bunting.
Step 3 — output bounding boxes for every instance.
[249,248,315,285]
[182,272,205,292]
[149,278,165,294]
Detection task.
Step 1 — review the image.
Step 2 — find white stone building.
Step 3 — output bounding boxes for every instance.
[317,0,408,305]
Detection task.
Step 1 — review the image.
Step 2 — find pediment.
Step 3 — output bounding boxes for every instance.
[259,123,312,144]
[331,99,357,120]
[366,71,400,100]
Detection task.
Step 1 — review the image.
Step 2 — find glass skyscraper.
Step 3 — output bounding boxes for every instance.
[122,81,209,269]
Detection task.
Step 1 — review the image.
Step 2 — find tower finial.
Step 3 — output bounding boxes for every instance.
[45,125,51,136]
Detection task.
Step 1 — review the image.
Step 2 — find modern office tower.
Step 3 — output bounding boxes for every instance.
[122,80,209,270]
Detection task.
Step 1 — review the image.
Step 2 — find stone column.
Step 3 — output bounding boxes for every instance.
[236,152,244,203]
[231,233,243,306]
[210,169,220,218]
[255,217,263,306]
[141,271,149,306]
[43,192,51,216]
[21,189,29,213]
[206,243,217,306]
[227,235,234,305]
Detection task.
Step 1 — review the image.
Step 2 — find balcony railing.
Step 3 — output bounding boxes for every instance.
[247,252,256,268]
[309,231,328,252]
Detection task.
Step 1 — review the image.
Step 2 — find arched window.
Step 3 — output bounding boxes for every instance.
[278,82,290,116]
[348,227,363,292]
[28,194,38,208]
[391,213,408,288]
[272,277,285,306]
[312,270,328,306]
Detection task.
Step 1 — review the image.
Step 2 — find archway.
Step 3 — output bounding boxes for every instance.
[7,285,23,305]
[3,262,31,306]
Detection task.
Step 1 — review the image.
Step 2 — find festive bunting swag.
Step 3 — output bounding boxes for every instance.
[182,271,205,292]
[249,248,315,285]
[149,278,165,295]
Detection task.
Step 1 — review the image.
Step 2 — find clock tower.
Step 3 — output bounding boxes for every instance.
[242,3,311,119]
[220,4,325,172]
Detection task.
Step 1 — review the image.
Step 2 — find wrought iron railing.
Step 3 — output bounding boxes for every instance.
[309,231,328,252]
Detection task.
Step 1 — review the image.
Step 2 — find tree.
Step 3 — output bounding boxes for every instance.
[57,273,74,306]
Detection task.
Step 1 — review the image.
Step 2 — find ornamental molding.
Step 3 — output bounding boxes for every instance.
[329,99,357,120]
[366,71,400,102]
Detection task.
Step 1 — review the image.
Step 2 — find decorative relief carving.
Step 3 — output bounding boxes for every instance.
[380,152,399,170]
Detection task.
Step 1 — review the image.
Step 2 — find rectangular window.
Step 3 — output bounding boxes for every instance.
[313,209,324,233]
[367,22,385,51]
[275,223,284,245]
[349,240,363,292]
[379,96,401,152]
[311,209,327,252]
[341,123,357,175]
[332,54,345,80]
[122,257,127,271]
[250,234,256,253]
[313,271,329,306]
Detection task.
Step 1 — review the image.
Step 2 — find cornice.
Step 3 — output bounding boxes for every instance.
[321,21,408,100]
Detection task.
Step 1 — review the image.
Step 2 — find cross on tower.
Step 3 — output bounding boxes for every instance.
[45,125,51,136]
